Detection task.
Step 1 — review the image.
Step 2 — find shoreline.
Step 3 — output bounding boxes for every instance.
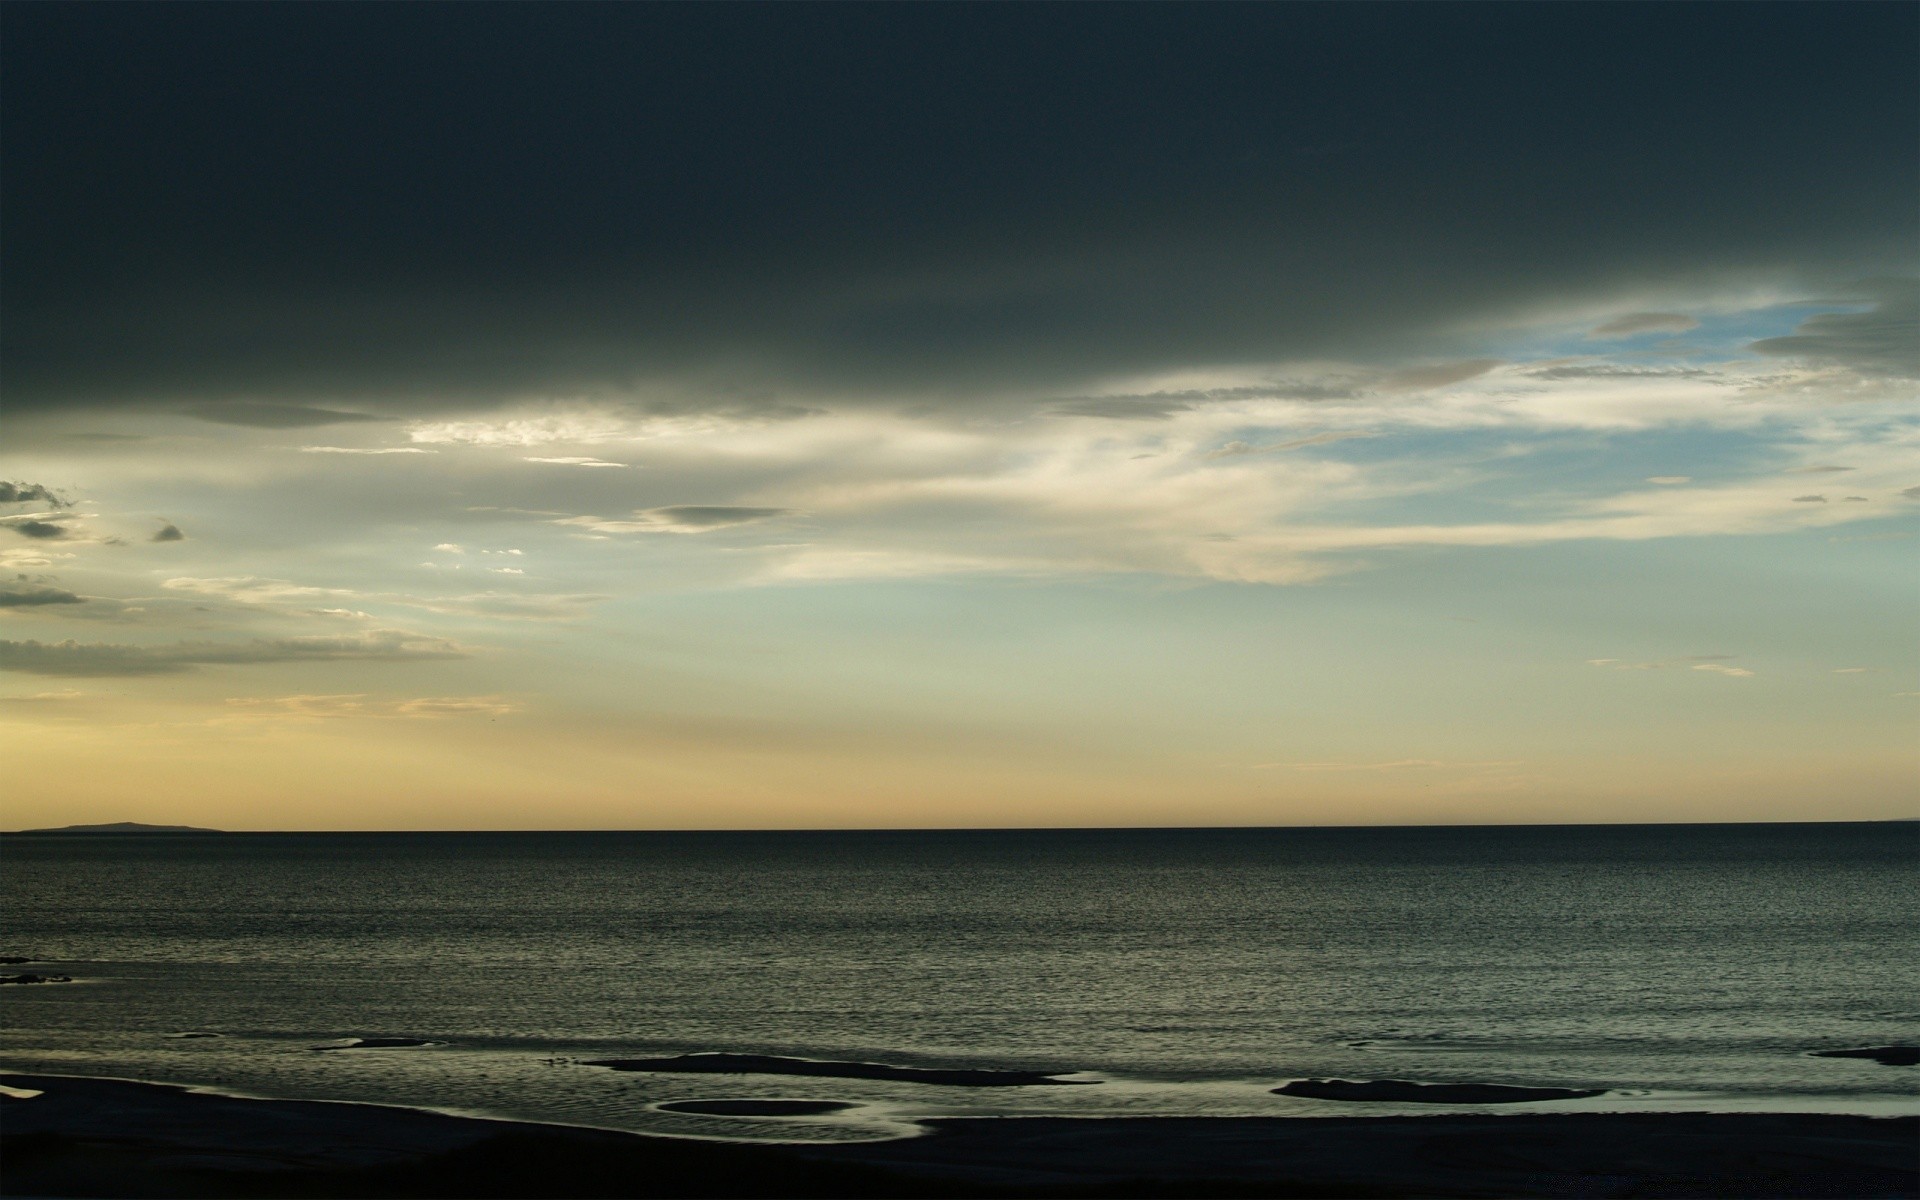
[5,1071,1915,1198]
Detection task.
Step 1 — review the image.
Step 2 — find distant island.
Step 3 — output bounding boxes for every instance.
[17,822,221,834]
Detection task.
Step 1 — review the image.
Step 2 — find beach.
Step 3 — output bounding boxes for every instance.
[5,1073,1915,1198]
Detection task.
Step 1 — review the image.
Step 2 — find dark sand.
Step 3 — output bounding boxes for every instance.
[1812,1046,1920,1067]
[585,1053,1095,1087]
[1273,1079,1606,1104]
[4,1073,1916,1198]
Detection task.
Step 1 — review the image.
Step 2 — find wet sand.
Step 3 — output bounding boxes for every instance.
[584,1052,1094,1087]
[3,1072,1915,1198]
[1271,1079,1606,1103]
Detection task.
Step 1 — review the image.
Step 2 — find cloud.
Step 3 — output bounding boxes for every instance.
[222,693,518,720]
[1792,494,1828,503]
[1204,431,1377,459]
[1376,360,1502,391]
[5,6,1913,419]
[161,574,602,623]
[1691,663,1754,677]
[1747,279,1920,379]
[433,543,465,554]
[523,456,628,468]
[1587,312,1701,338]
[5,519,69,540]
[393,695,519,718]
[0,689,86,707]
[162,576,358,608]
[1523,364,1714,381]
[396,591,608,621]
[1792,464,1854,473]
[1051,395,1196,420]
[0,579,83,607]
[560,505,797,534]
[0,630,467,676]
[151,523,186,542]
[0,482,67,506]
[1645,476,1691,485]
[1588,656,1753,675]
[185,403,389,428]
[409,415,641,446]
[1905,486,1920,500]
[300,446,436,455]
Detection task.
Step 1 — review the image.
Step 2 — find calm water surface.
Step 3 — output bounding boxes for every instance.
[3,824,1914,1141]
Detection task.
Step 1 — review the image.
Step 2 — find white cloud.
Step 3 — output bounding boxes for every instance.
[222,693,521,721]
[523,456,628,468]
[162,576,358,608]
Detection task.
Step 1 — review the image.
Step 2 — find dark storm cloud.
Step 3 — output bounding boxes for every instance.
[0,579,83,607]
[3,5,1914,412]
[0,482,67,505]
[6,520,70,540]
[0,630,467,677]
[151,524,186,542]
[1748,280,1920,379]
[182,403,388,428]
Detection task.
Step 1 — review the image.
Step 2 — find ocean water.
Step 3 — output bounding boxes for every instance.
[3,824,1915,1141]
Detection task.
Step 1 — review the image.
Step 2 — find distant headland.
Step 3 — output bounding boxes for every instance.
[16,822,221,834]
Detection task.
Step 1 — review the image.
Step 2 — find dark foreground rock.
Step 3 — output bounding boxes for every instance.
[0,973,74,985]
[1273,1079,1605,1104]
[4,1073,1916,1199]
[0,956,33,964]
[1811,1046,1920,1067]
[585,1053,1096,1087]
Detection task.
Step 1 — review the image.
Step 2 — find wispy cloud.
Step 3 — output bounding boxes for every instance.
[523,456,628,468]
[1587,312,1700,338]
[0,630,467,677]
[222,693,519,721]
[559,506,797,534]
[188,404,388,429]
[1588,656,1754,677]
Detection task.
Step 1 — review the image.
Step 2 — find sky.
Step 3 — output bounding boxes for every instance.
[2,3,1915,830]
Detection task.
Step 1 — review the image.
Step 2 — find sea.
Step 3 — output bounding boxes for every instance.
[3,823,1915,1142]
